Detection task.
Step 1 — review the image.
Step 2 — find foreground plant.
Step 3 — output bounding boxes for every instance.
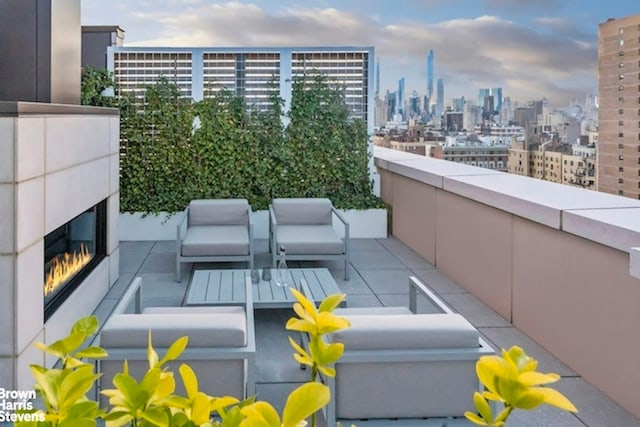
[465,345,578,426]
[16,316,108,426]
[285,288,350,427]
[21,289,350,427]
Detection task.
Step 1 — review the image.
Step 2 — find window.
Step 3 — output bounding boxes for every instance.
[619,143,624,148]
[619,96,624,103]
[619,28,624,34]
[619,51,625,56]
[619,63,625,68]
[619,109,624,114]
[619,120,624,125]
[619,167,624,172]
[620,39,625,46]
[619,132,624,137]
[619,74,625,80]
[619,155,625,160]
[619,85,624,91]
[619,178,624,184]
[619,190,624,195]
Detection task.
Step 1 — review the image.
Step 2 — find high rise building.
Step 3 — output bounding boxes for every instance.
[396,77,405,118]
[427,49,434,107]
[478,88,503,115]
[108,46,374,129]
[598,14,640,199]
[375,58,380,98]
[436,78,444,117]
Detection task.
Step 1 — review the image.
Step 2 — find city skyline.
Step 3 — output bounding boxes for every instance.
[81,0,639,106]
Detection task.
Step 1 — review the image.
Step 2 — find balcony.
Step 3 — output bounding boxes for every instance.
[85,147,640,426]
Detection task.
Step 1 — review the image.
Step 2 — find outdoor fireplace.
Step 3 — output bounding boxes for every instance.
[44,199,107,320]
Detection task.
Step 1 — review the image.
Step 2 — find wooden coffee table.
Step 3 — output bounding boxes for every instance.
[184,268,346,309]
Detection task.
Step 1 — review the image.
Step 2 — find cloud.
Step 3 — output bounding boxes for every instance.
[120,1,597,105]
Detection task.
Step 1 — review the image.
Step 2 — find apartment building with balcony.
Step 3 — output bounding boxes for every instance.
[598,14,640,199]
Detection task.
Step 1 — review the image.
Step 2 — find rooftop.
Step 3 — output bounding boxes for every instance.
[93,237,640,427]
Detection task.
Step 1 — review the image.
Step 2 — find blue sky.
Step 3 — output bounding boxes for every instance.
[81,0,640,106]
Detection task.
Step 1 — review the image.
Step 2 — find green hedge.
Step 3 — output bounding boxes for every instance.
[91,72,383,212]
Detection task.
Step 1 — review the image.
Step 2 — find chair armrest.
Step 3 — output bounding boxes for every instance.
[269,204,278,253]
[331,207,350,241]
[409,276,455,314]
[112,277,142,315]
[176,208,188,240]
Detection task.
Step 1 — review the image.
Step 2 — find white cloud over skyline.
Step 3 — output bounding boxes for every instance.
[82,0,638,106]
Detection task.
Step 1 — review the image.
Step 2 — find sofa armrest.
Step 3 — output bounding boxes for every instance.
[112,277,142,315]
[408,276,455,315]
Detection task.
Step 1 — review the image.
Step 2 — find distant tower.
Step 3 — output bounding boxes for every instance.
[375,58,380,98]
[397,77,405,118]
[427,49,434,107]
[436,78,444,117]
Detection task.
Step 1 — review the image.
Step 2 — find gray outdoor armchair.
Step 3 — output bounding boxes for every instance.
[269,198,350,280]
[321,276,494,426]
[98,277,256,402]
[176,199,254,282]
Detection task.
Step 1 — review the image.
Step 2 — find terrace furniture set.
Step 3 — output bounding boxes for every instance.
[176,197,350,282]
[98,273,492,425]
[99,197,493,424]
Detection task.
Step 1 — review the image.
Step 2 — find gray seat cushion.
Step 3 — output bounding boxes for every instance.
[100,310,247,347]
[181,225,249,256]
[276,224,344,254]
[329,313,478,350]
[189,199,249,226]
[272,198,333,225]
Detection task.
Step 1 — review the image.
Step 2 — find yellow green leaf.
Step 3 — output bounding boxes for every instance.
[537,387,578,412]
[161,336,189,365]
[74,346,109,359]
[285,318,316,335]
[465,411,490,426]
[473,391,492,422]
[240,401,281,426]
[318,293,346,312]
[519,371,559,387]
[317,364,336,378]
[141,406,169,427]
[290,288,317,318]
[210,396,240,412]
[147,332,159,369]
[282,382,330,427]
[191,393,212,424]
[513,389,544,410]
[179,363,199,398]
[315,312,350,334]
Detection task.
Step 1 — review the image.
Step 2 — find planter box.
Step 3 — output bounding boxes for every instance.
[119,208,387,241]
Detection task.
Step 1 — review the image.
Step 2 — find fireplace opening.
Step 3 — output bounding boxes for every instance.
[44,199,107,321]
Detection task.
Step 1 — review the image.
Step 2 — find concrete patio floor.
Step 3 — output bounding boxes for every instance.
[93,237,640,427]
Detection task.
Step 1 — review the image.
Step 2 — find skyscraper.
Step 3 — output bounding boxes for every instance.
[598,14,640,199]
[478,87,503,118]
[427,49,434,110]
[436,78,444,117]
[397,77,405,118]
[375,58,380,98]
[426,50,434,95]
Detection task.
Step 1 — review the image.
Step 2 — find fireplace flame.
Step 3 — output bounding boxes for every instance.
[44,244,93,297]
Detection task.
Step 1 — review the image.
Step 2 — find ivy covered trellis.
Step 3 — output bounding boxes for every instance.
[82,67,382,213]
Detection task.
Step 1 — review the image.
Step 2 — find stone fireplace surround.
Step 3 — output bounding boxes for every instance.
[0,101,119,390]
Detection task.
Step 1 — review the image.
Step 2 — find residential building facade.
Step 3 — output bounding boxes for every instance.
[598,14,640,199]
[107,46,374,131]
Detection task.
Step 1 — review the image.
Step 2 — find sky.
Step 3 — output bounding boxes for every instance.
[81,0,640,107]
